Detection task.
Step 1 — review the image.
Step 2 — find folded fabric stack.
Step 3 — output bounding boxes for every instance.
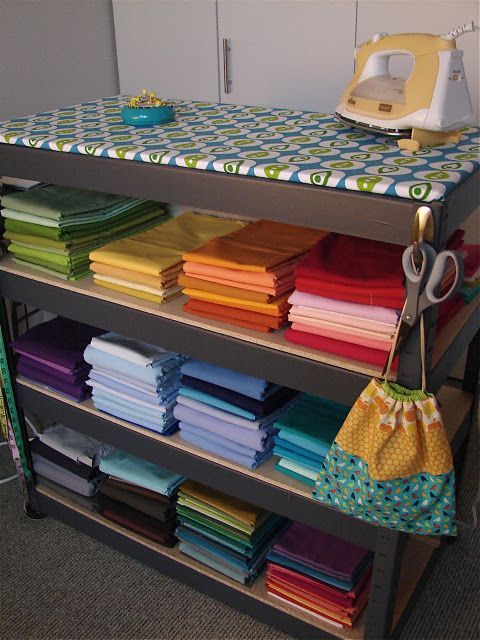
[460,244,480,303]
[84,332,186,435]
[267,522,373,628]
[174,359,298,469]
[0,176,44,191]
[12,317,103,401]
[176,480,287,584]
[2,185,169,280]
[32,423,111,498]
[285,231,466,367]
[181,220,326,332]
[273,394,350,487]
[89,211,245,304]
[99,449,184,547]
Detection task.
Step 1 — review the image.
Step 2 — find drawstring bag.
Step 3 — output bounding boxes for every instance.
[312,316,456,535]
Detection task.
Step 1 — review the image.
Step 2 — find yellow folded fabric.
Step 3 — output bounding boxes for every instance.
[182,288,290,316]
[180,480,268,526]
[93,277,181,304]
[94,273,172,297]
[90,261,181,288]
[183,219,326,272]
[90,211,245,276]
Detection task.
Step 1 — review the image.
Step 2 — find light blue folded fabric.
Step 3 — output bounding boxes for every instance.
[90,370,179,405]
[91,388,175,419]
[173,404,272,449]
[179,421,272,457]
[92,364,181,393]
[99,449,184,495]
[93,399,177,435]
[273,445,322,473]
[276,429,333,458]
[267,551,353,590]
[179,429,272,470]
[178,541,251,584]
[181,359,270,400]
[274,436,325,465]
[84,345,179,385]
[179,386,256,420]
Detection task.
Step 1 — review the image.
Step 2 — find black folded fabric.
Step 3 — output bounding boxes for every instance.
[98,495,177,547]
[30,438,100,481]
[181,375,298,418]
[101,478,176,523]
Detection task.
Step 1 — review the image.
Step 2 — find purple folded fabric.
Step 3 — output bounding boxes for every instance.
[271,521,371,582]
[17,354,91,383]
[17,358,90,401]
[12,317,103,374]
[173,403,273,449]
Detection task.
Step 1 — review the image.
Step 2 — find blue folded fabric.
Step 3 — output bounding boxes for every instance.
[89,370,179,405]
[179,421,272,457]
[181,359,270,400]
[179,386,256,420]
[93,400,178,435]
[267,551,353,591]
[179,429,273,470]
[273,445,322,473]
[99,449,184,495]
[276,429,333,458]
[178,519,253,556]
[91,390,175,419]
[179,541,252,584]
[274,436,325,465]
[173,403,273,449]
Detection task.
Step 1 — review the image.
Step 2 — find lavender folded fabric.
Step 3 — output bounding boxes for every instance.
[12,317,103,373]
[287,290,400,324]
[271,521,372,582]
[17,357,89,401]
[179,421,273,458]
[174,403,273,449]
[32,454,104,496]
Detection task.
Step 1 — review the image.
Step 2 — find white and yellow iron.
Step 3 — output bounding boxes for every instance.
[335,21,478,151]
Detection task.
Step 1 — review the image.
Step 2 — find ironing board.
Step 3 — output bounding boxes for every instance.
[0,96,478,203]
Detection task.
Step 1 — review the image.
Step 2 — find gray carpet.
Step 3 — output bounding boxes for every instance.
[0,410,479,640]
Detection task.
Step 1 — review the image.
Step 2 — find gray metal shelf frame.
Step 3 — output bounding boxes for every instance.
[0,141,478,640]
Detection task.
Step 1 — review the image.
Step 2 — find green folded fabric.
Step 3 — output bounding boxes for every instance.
[12,258,89,280]
[178,515,253,553]
[8,243,88,267]
[4,206,168,241]
[177,495,255,535]
[1,185,134,220]
[176,506,253,544]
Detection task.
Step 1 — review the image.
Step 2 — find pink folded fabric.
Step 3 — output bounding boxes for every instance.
[288,290,400,323]
[289,305,396,335]
[288,314,394,340]
[291,322,392,351]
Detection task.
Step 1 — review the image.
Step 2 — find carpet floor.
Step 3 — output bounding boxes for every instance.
[0,405,478,640]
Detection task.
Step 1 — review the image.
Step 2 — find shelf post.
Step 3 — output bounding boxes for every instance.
[364,528,405,640]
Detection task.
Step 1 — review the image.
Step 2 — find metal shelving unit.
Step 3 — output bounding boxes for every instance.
[0,141,478,640]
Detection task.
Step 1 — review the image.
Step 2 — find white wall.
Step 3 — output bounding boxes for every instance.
[0,0,119,120]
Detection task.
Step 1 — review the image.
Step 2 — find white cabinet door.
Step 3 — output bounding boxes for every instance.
[113,0,219,102]
[217,0,357,112]
[357,0,480,125]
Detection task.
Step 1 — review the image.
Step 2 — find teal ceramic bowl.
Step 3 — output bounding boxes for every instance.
[121,104,175,127]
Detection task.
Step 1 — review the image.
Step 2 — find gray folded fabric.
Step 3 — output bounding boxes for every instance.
[38,423,113,467]
[32,454,104,497]
[35,477,99,512]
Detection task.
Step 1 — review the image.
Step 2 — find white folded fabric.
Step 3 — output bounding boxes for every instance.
[90,332,175,367]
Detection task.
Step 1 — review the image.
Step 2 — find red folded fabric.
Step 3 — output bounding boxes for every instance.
[295,277,404,309]
[295,233,405,287]
[447,229,465,251]
[285,327,398,369]
[437,294,465,333]
[463,244,480,277]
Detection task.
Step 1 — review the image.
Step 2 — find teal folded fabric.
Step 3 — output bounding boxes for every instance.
[179,541,251,584]
[274,461,316,488]
[273,445,321,473]
[274,436,325,465]
[99,449,184,496]
[273,394,349,456]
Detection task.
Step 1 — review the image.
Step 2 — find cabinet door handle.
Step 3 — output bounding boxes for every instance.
[222,38,232,94]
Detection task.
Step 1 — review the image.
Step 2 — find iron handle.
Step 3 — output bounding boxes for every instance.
[222,38,232,94]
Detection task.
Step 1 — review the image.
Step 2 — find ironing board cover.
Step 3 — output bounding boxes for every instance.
[0,96,478,203]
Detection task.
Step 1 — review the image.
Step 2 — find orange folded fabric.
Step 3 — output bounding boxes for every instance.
[182,288,290,317]
[182,266,295,295]
[90,261,181,288]
[184,302,271,333]
[184,298,287,330]
[178,273,272,303]
[183,220,326,272]
[184,261,297,288]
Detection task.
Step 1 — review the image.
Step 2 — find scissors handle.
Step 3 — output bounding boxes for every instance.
[423,249,463,306]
